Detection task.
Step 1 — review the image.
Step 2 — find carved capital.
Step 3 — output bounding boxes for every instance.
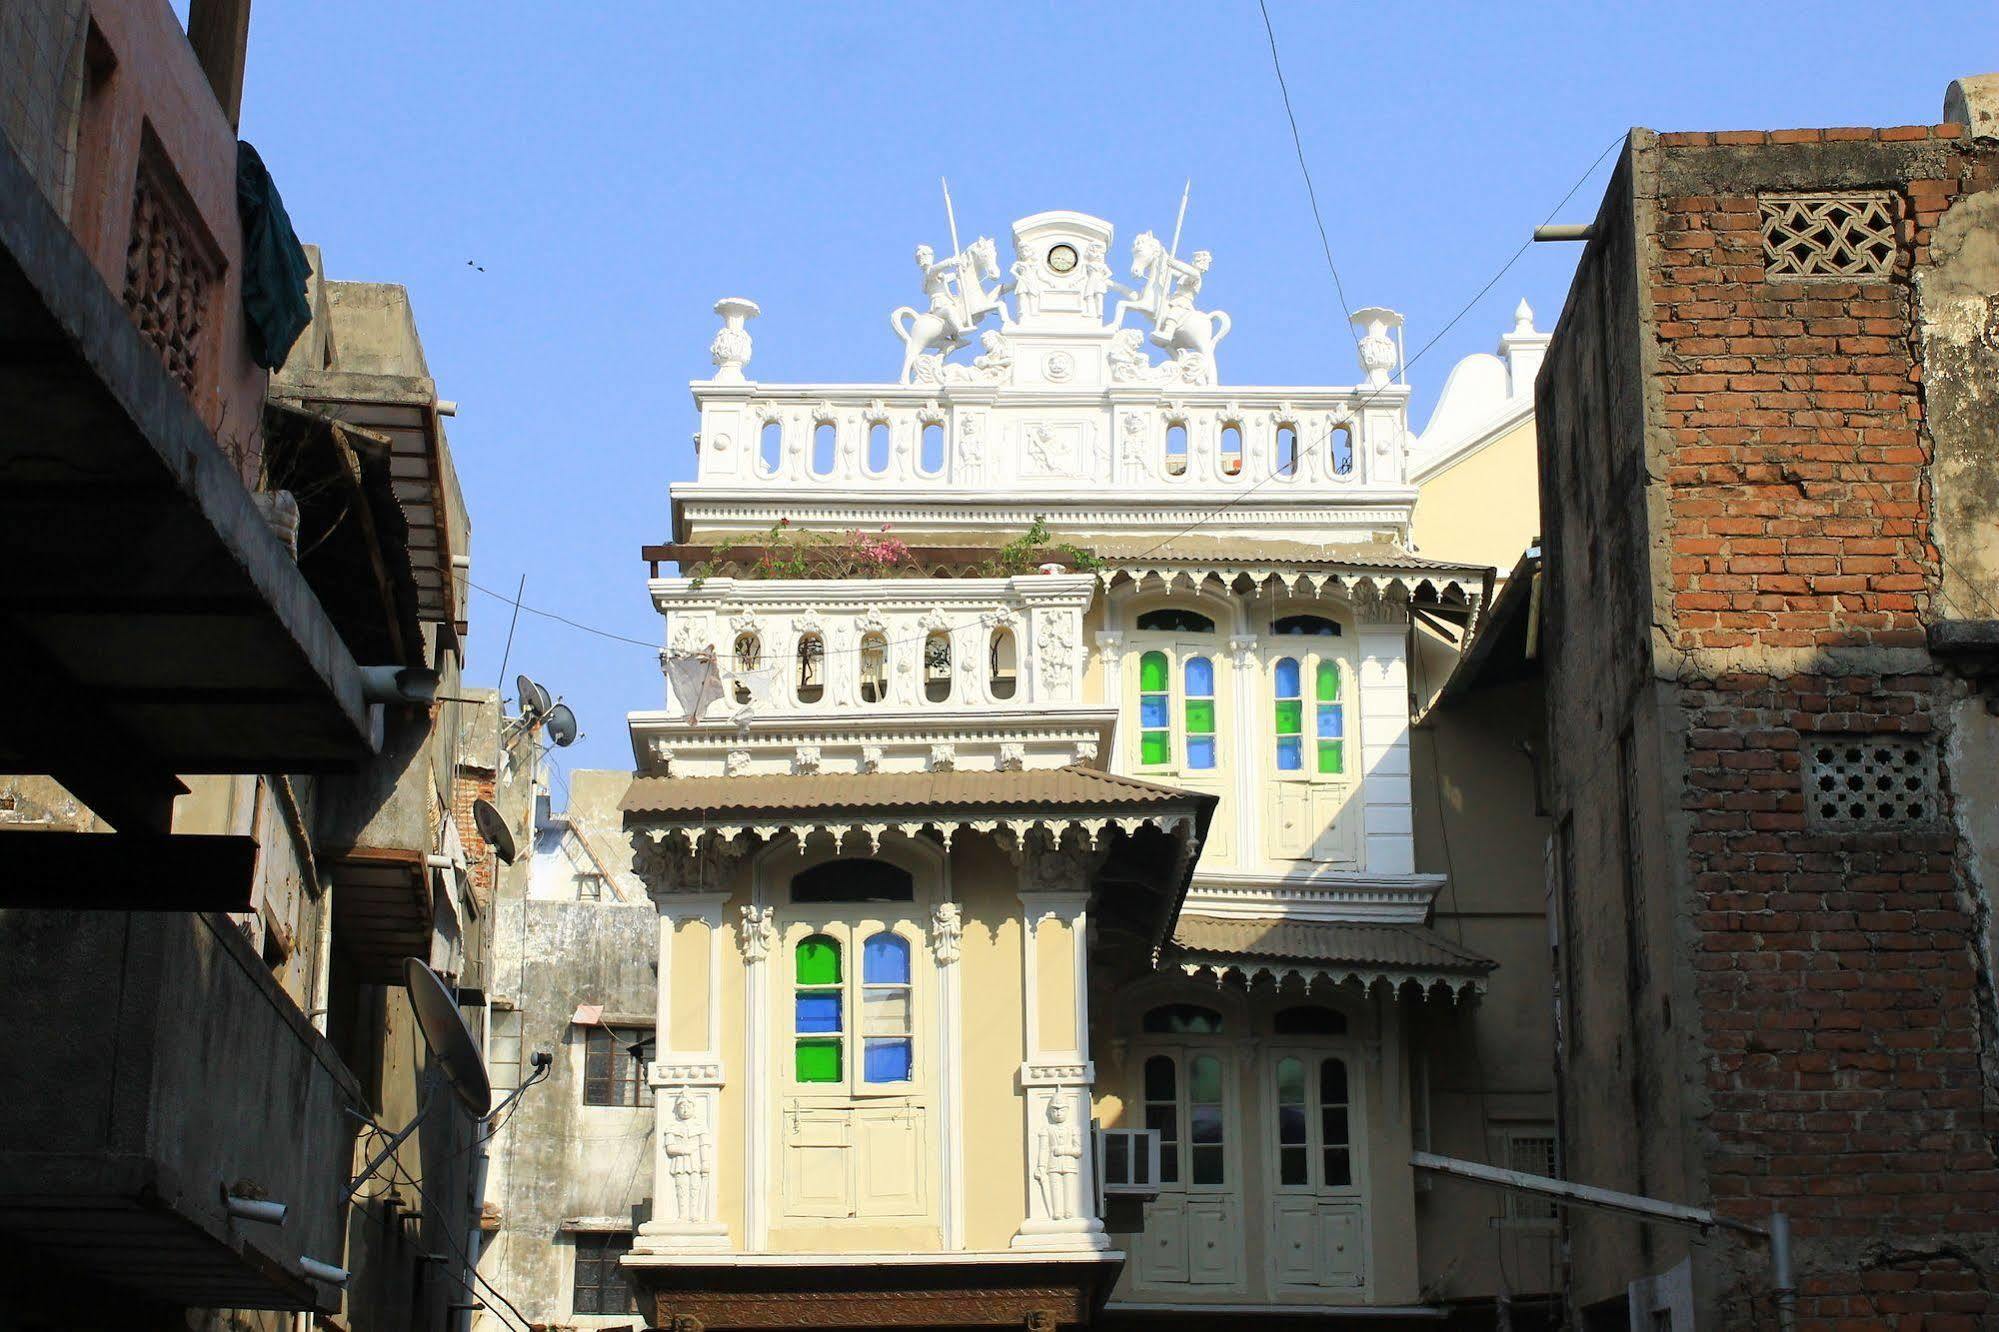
[737,905,775,963]
[931,902,963,966]
[1227,634,1259,668]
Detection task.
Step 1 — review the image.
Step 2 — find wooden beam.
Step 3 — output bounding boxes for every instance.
[0,830,256,910]
[183,0,253,128]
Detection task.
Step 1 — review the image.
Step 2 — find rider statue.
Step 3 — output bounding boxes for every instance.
[893,238,1008,384]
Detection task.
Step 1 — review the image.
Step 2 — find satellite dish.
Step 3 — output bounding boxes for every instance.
[403,957,493,1117]
[472,797,516,865]
[544,702,578,748]
[516,674,551,719]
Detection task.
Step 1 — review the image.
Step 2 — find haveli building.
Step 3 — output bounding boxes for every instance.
[473,210,1562,1329]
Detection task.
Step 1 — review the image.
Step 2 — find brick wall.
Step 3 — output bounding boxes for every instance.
[453,763,497,911]
[1542,123,1999,1328]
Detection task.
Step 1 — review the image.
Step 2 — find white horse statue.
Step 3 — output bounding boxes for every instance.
[891,237,1006,384]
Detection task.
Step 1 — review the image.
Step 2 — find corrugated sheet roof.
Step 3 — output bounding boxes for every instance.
[1170,916,1495,974]
[621,766,1206,817]
[1086,535,1484,575]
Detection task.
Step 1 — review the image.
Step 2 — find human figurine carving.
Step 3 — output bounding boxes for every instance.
[1111,234,1230,384]
[1033,1098,1083,1222]
[891,238,1008,384]
[1079,242,1113,321]
[663,1093,713,1224]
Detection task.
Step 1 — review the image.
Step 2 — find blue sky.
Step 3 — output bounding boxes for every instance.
[235,3,1987,788]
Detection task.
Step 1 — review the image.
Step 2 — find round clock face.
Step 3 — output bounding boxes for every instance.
[1047,243,1078,274]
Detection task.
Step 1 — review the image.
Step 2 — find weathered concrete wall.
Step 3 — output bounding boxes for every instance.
[0,0,86,210]
[482,886,659,1326]
[1410,673,1560,1303]
[1539,115,1999,1327]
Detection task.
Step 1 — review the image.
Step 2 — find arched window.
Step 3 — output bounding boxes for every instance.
[796,632,824,703]
[1275,423,1299,477]
[1144,1056,1180,1185]
[1219,422,1243,477]
[1183,656,1216,770]
[1273,1056,1352,1189]
[867,421,891,474]
[733,631,762,705]
[858,632,888,705]
[1189,1053,1226,1185]
[923,630,952,703]
[1275,653,1346,776]
[1330,424,1354,476]
[861,933,912,1084]
[1321,1058,1351,1186]
[1316,659,1344,774]
[1135,608,1215,634]
[989,626,1017,700]
[1141,1003,1224,1035]
[812,420,837,476]
[1273,1005,1347,1035]
[760,419,783,474]
[1138,650,1171,767]
[1164,422,1188,476]
[920,421,945,475]
[1274,656,1304,771]
[791,859,914,904]
[1273,614,1341,637]
[794,934,843,1083]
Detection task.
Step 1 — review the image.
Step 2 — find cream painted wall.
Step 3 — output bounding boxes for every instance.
[1411,416,1541,574]
[695,834,1033,1254]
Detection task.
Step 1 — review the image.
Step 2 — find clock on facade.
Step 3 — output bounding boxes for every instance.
[1046,243,1078,274]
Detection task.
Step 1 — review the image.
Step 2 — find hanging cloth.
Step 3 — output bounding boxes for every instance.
[662,651,723,724]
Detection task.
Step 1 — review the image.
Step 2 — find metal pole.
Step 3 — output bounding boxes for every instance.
[1770,1207,1796,1332]
[940,177,969,328]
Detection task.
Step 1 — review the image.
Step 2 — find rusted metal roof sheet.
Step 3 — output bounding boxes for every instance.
[1084,535,1484,575]
[1169,915,1495,998]
[621,766,1202,818]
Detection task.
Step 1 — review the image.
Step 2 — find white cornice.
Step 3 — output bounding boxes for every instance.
[628,707,1117,773]
[1183,870,1448,924]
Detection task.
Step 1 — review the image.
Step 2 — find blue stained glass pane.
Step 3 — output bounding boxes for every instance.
[1186,735,1216,769]
[863,933,910,984]
[795,992,842,1033]
[1183,656,1214,695]
[1139,695,1168,728]
[1274,658,1300,697]
[1317,705,1344,739]
[1277,736,1303,770]
[864,1038,912,1083]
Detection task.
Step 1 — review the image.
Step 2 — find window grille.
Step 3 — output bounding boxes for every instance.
[1760,193,1898,279]
[572,1231,638,1314]
[582,1026,653,1107]
[1505,1133,1558,1221]
[1805,735,1936,830]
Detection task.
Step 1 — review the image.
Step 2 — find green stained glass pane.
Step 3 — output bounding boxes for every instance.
[1318,740,1344,775]
[1316,659,1340,700]
[1140,729,1170,765]
[795,936,841,985]
[1139,651,1168,692]
[1274,699,1302,734]
[1184,698,1215,734]
[1276,1057,1305,1103]
[795,1038,842,1083]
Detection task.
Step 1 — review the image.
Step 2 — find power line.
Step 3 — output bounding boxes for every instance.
[1256,0,1360,347]
[450,138,1622,689]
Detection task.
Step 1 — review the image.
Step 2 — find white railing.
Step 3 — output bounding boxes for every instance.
[687,387,1414,493]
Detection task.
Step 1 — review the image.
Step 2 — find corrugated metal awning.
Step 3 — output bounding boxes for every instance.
[1169,915,1496,1000]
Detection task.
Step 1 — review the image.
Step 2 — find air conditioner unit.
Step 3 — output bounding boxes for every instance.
[1097,1127,1162,1199]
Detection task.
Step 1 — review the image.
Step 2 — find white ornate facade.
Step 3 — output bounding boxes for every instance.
[618,211,1539,1328]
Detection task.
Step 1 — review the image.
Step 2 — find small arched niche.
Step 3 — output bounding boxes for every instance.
[923,630,952,703]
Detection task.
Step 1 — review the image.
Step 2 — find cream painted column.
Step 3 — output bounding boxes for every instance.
[932,899,966,1249]
[1353,589,1414,875]
[1227,633,1260,868]
[633,838,733,1255]
[1011,836,1111,1253]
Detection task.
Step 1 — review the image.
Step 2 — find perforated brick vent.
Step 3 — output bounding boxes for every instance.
[1759,193,1898,280]
[1806,736,1935,829]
